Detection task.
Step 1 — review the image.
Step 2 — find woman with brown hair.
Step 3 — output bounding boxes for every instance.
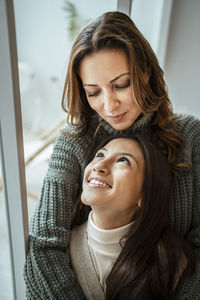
[70,135,195,300]
[24,11,200,299]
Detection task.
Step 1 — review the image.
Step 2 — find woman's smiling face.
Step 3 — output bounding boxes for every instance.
[80,49,141,130]
[81,138,145,226]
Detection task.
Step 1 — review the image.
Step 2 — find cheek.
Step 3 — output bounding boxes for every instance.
[121,88,133,101]
[80,189,92,207]
[87,98,93,108]
[82,165,91,186]
[128,98,139,111]
[123,90,139,108]
[80,188,87,204]
[87,99,101,114]
[116,173,142,200]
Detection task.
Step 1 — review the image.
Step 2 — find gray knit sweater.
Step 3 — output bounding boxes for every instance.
[24,112,200,299]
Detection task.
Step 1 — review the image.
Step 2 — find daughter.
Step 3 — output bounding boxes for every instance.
[70,135,195,300]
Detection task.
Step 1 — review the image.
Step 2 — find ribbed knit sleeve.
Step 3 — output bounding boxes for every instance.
[24,132,87,299]
[173,116,200,299]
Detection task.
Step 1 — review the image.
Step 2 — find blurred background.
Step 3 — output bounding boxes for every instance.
[0,0,200,299]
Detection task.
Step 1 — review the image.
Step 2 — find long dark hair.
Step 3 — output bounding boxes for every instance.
[72,134,195,299]
[62,11,184,173]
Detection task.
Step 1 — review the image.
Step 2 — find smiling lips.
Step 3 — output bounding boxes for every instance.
[88,177,112,188]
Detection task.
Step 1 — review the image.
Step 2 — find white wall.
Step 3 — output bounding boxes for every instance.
[165,0,200,118]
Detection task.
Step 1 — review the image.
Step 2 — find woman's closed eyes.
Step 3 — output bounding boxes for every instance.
[114,80,130,90]
[86,80,130,98]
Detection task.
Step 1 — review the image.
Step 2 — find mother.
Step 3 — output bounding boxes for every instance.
[24,11,200,299]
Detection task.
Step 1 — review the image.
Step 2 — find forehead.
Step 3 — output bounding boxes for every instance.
[104,138,144,161]
[79,49,129,82]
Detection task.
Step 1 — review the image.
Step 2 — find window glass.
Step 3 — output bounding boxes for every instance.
[13,0,118,218]
[131,0,165,56]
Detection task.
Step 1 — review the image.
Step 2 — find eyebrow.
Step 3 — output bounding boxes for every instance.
[83,72,130,87]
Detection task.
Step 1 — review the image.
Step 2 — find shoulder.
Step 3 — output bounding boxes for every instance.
[173,114,200,163]
[71,222,88,252]
[72,222,87,239]
[174,114,200,144]
[174,113,200,134]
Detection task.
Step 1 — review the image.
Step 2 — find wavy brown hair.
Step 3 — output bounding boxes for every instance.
[72,135,195,299]
[62,11,184,173]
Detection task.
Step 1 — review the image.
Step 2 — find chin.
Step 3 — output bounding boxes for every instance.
[81,196,89,206]
[110,122,133,131]
[81,194,97,207]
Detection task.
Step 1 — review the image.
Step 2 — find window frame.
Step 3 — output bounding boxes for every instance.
[0,1,28,299]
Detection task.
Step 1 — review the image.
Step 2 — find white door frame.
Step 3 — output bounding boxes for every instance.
[118,0,132,15]
[0,1,28,299]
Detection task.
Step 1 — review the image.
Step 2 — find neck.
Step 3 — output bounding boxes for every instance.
[91,209,133,230]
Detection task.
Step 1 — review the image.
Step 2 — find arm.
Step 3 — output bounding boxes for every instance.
[24,132,86,299]
[173,119,200,299]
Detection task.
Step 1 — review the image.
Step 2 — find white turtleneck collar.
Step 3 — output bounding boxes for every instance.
[87,211,133,250]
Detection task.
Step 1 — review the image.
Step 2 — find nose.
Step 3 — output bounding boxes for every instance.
[103,90,120,113]
[93,161,110,174]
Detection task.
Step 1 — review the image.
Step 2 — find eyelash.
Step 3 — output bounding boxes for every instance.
[94,152,130,165]
[117,156,130,165]
[87,81,130,97]
[115,81,130,90]
[88,90,101,97]
[95,152,104,158]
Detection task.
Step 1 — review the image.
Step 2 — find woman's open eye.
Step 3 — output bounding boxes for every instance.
[95,151,104,158]
[115,80,130,90]
[118,156,130,165]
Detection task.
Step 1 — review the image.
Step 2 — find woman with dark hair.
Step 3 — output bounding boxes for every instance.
[70,135,195,300]
[24,11,200,299]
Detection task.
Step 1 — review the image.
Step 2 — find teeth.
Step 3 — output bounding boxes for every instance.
[89,179,110,188]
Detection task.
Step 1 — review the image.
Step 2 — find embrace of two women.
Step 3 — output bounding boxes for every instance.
[24,11,200,300]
